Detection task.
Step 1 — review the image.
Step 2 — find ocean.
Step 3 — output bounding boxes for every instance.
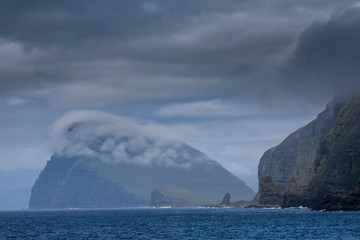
[0,208,359,239]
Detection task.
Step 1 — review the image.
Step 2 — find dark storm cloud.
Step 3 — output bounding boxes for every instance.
[282,3,360,97]
[0,0,246,47]
[0,0,358,107]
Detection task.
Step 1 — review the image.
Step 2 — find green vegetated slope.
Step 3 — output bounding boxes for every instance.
[153,184,211,206]
[310,96,360,202]
[81,155,255,204]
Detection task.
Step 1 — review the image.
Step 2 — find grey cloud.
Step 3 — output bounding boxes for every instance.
[52,110,212,168]
[0,0,358,108]
[0,0,288,105]
[156,100,263,117]
[282,3,360,96]
[0,0,249,48]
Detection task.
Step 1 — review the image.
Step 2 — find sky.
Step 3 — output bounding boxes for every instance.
[1,0,360,192]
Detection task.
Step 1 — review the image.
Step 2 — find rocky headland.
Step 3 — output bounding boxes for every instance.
[255,94,360,211]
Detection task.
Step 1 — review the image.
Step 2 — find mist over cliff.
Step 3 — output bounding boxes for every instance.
[51,110,210,168]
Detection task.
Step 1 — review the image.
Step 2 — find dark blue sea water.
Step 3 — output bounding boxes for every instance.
[0,208,360,239]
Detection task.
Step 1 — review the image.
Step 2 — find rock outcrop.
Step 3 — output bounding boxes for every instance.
[215,193,251,208]
[257,95,360,210]
[258,176,285,206]
[314,186,360,211]
[219,193,231,206]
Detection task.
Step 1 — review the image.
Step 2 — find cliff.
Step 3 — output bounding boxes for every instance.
[258,96,346,190]
[257,95,360,210]
[307,96,360,208]
[29,156,145,209]
[258,176,284,205]
[30,151,255,209]
[29,111,255,209]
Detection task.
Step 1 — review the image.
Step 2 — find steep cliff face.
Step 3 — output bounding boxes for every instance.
[258,176,284,205]
[29,156,145,209]
[308,96,360,206]
[258,97,346,191]
[30,111,255,209]
[257,95,360,208]
[30,152,255,209]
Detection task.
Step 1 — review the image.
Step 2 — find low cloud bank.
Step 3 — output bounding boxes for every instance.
[51,110,211,168]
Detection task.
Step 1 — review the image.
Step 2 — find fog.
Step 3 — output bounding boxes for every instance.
[52,110,211,168]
